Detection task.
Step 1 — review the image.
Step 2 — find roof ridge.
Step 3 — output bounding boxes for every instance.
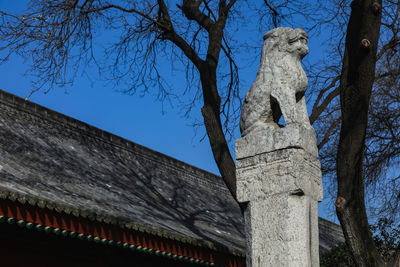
[0,89,225,189]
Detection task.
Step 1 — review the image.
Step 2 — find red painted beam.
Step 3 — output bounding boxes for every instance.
[0,198,245,267]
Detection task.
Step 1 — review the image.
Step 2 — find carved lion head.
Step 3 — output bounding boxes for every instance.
[263,27,309,59]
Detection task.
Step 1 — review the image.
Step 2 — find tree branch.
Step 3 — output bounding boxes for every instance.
[376,36,400,60]
[310,86,340,124]
[84,4,161,27]
[263,0,280,27]
[177,0,215,32]
[217,0,237,24]
[156,0,203,67]
[318,118,340,150]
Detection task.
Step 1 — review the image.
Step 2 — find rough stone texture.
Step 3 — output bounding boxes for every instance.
[236,27,323,266]
[240,27,310,136]
[236,148,322,203]
[244,195,320,266]
[235,123,318,159]
[236,147,323,267]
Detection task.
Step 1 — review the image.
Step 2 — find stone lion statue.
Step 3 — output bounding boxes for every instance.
[240,27,311,136]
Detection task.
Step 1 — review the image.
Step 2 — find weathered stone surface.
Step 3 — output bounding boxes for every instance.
[240,27,310,136]
[236,148,323,203]
[235,123,318,159]
[244,194,320,267]
[236,27,323,266]
[237,147,322,267]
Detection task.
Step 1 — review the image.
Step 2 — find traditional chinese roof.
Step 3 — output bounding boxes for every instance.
[0,89,343,266]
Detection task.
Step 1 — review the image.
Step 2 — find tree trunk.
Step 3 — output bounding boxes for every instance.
[336,0,384,266]
[199,63,237,202]
[201,104,237,197]
[161,1,238,205]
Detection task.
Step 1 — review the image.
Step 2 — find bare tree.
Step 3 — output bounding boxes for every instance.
[301,0,400,265]
[309,0,400,223]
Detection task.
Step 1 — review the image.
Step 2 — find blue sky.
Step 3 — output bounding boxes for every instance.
[0,1,337,221]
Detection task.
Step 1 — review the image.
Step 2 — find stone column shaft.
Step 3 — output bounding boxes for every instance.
[236,125,323,267]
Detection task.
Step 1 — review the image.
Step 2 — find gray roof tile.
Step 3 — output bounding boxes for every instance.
[0,89,344,256]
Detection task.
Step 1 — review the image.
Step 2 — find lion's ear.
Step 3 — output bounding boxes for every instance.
[263,32,274,40]
[297,28,308,39]
[263,28,279,40]
[288,28,308,44]
[288,29,299,44]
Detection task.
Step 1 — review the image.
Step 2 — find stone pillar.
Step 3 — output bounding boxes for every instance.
[236,124,323,267]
